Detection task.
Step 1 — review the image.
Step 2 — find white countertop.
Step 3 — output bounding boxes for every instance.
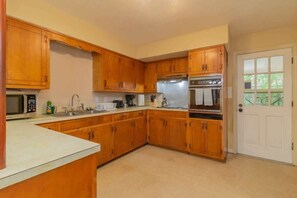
[0,106,188,189]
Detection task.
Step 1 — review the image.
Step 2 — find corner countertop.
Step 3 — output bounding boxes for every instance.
[0,106,188,190]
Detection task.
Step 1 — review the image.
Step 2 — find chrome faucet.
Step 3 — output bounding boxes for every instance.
[71,94,80,110]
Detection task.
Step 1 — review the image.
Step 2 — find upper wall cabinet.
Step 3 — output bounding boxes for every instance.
[188,45,225,76]
[6,18,50,89]
[93,51,144,93]
[144,62,157,93]
[156,57,188,76]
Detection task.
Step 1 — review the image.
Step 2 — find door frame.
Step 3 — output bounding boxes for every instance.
[231,44,297,165]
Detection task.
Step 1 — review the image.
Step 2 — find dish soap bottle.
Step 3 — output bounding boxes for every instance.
[46,101,52,114]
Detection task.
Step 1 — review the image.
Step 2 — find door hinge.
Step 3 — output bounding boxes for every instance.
[292,142,294,150]
[292,57,294,64]
[292,101,294,107]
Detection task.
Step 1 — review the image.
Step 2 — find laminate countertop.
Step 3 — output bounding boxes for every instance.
[0,106,188,189]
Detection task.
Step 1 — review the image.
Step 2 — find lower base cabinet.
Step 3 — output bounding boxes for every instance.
[133,117,147,148]
[38,111,148,166]
[148,110,187,152]
[0,154,97,198]
[114,120,134,158]
[189,118,224,160]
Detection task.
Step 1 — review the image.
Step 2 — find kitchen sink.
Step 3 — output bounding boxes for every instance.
[52,109,107,117]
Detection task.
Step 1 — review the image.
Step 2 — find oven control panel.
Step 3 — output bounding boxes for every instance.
[189,76,222,87]
[27,95,36,113]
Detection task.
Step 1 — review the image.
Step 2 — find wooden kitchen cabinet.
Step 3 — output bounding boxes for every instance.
[135,61,145,92]
[92,123,114,166]
[148,116,166,145]
[155,57,188,77]
[165,117,187,151]
[93,50,143,92]
[188,46,224,76]
[0,154,97,198]
[133,117,147,148]
[173,57,188,74]
[144,62,157,93]
[6,17,49,89]
[189,118,224,160]
[148,110,187,151]
[114,119,134,158]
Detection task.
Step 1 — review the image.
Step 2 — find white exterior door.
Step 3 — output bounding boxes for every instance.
[237,48,292,163]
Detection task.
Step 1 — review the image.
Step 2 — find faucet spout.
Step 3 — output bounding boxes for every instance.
[71,94,80,110]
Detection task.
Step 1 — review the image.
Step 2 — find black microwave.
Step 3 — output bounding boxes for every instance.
[6,90,37,120]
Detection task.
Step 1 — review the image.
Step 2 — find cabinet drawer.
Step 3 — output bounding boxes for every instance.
[130,110,146,118]
[38,122,61,132]
[90,115,112,126]
[148,110,187,118]
[60,118,90,131]
[112,113,130,121]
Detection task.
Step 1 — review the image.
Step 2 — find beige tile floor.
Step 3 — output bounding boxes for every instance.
[97,145,297,198]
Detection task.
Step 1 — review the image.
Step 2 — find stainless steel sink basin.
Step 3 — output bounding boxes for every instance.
[52,109,107,117]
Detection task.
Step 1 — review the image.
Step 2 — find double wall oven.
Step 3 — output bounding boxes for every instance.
[189,75,223,120]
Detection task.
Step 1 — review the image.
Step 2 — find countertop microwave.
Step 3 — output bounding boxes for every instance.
[6,90,37,120]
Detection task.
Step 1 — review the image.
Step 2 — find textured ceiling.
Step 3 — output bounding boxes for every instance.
[43,0,297,45]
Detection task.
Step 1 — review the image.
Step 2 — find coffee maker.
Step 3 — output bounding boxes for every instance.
[125,94,136,107]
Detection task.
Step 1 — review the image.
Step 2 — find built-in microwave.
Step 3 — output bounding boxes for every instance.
[6,90,37,120]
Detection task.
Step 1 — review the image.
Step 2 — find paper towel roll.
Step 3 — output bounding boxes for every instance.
[137,95,145,106]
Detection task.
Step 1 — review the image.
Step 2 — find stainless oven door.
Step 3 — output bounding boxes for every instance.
[189,87,222,113]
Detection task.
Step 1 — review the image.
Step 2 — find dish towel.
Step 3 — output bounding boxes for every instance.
[204,88,213,106]
[195,88,203,105]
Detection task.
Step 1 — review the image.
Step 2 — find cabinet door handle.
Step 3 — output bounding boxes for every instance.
[205,123,208,131]
[88,132,91,140]
[205,64,208,71]
[92,131,95,139]
[201,123,204,130]
[202,64,205,71]
[104,80,107,87]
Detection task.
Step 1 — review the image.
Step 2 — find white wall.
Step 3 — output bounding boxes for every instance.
[38,42,125,115]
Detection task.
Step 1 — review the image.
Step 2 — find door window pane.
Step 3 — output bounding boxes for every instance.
[256,58,268,73]
[244,75,255,90]
[256,92,269,106]
[244,59,254,74]
[271,73,283,89]
[256,74,269,89]
[271,56,283,72]
[271,92,284,106]
[244,92,254,106]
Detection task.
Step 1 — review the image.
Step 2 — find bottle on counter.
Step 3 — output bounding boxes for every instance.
[46,101,52,114]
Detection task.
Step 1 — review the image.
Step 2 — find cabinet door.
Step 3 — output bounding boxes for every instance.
[66,128,91,141]
[156,60,172,75]
[104,52,121,90]
[114,120,134,158]
[92,124,114,166]
[148,116,166,145]
[165,118,187,151]
[204,47,221,74]
[6,19,49,89]
[205,120,222,157]
[133,117,147,148]
[189,119,205,155]
[173,57,188,74]
[188,50,204,75]
[121,57,136,91]
[135,61,144,92]
[144,63,157,93]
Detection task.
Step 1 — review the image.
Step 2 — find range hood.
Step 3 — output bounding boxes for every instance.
[157,74,188,84]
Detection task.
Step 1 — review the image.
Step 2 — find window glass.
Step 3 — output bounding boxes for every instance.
[244,59,254,74]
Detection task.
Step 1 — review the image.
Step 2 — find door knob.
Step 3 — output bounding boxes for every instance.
[239,108,243,112]
[239,104,243,107]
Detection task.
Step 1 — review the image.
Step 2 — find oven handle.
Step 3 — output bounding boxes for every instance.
[23,95,27,114]
[189,87,222,90]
